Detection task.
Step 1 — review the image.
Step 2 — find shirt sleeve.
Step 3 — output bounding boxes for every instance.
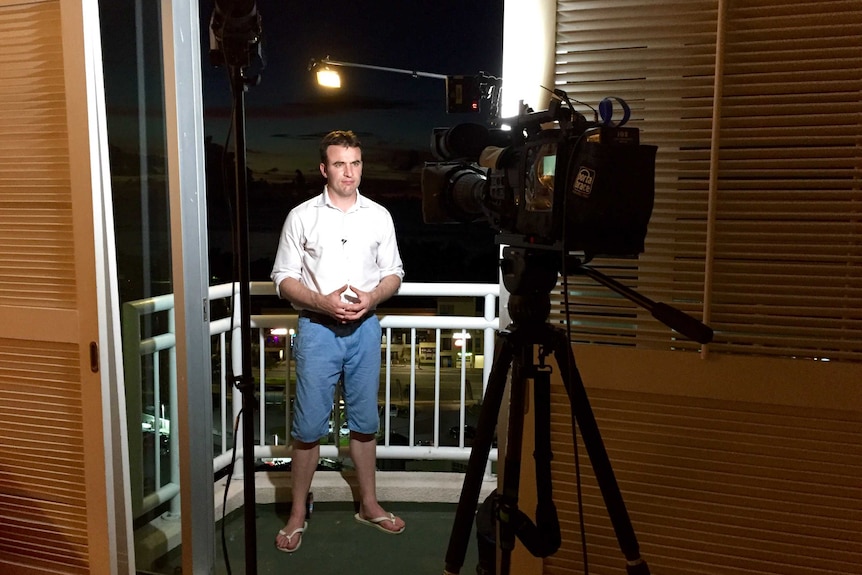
[270,211,303,299]
[376,209,405,282]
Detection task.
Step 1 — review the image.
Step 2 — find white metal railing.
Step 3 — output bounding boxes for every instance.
[123,281,500,520]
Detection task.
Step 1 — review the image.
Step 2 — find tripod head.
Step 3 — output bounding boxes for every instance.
[498,242,713,345]
[500,246,559,329]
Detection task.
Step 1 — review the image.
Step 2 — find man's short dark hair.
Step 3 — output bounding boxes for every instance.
[319,130,362,164]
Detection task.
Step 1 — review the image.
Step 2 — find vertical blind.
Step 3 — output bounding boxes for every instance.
[550,0,862,361]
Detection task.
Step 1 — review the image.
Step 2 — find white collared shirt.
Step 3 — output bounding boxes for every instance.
[271,187,405,302]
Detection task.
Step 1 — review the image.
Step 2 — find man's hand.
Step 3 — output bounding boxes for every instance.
[284,275,399,324]
[320,285,367,323]
[341,285,374,321]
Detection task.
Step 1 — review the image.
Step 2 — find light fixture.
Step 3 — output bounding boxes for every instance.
[315,65,341,88]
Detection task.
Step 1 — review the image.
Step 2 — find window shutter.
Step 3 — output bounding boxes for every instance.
[551,0,862,361]
[536,3,862,575]
[0,1,117,573]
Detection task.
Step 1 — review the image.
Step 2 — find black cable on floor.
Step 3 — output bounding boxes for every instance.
[221,409,243,575]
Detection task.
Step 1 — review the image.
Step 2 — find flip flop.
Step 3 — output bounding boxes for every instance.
[275,521,307,553]
[354,512,405,534]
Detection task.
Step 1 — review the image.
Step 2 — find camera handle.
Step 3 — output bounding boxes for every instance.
[566,256,713,346]
[443,247,712,574]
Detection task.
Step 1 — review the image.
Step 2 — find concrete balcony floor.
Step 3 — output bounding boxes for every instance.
[147,471,494,574]
[217,500,481,574]
[152,502,482,574]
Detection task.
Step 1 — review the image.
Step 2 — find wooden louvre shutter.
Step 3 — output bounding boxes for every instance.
[545,372,862,575]
[0,1,116,573]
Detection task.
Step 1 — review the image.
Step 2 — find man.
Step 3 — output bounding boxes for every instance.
[270,130,406,553]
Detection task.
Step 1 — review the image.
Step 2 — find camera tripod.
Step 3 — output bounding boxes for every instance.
[442,246,712,575]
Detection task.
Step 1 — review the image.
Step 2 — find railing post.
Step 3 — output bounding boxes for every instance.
[283,330,292,447]
[168,308,180,516]
[122,301,145,518]
[230,283,244,479]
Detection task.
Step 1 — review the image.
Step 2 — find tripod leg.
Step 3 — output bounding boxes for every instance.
[551,328,650,574]
[496,342,530,575]
[528,369,561,555]
[443,332,514,575]
[496,355,563,562]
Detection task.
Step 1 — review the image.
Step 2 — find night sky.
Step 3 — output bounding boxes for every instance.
[201,0,504,181]
[201,0,505,284]
[100,1,505,301]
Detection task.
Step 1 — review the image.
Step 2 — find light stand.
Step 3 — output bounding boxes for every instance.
[443,246,713,575]
[209,1,263,574]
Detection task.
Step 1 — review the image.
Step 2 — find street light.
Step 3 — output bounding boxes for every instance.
[315,65,342,88]
[308,56,493,114]
[309,56,449,84]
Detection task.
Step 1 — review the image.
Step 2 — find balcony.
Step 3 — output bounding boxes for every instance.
[151,501,487,574]
[123,281,501,572]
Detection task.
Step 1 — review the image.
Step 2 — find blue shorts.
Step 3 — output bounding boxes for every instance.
[291,314,382,442]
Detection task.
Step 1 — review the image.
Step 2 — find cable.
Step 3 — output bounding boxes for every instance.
[541,85,598,123]
[559,127,591,575]
[216,61,243,575]
[220,409,243,575]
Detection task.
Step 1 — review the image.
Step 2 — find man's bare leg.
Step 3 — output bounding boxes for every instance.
[275,440,319,550]
[350,431,405,532]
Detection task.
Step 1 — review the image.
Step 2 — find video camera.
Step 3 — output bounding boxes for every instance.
[421,91,658,261]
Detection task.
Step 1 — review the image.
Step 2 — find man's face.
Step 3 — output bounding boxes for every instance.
[320,144,362,199]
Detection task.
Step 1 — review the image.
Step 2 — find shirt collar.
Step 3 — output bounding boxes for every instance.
[318,186,367,212]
